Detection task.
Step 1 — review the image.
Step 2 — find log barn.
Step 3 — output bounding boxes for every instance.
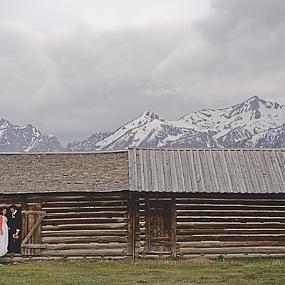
[0,148,284,261]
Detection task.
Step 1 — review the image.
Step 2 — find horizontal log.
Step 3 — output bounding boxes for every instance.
[45,212,126,218]
[22,244,47,249]
[41,249,125,257]
[43,217,127,225]
[177,241,285,248]
[42,229,128,237]
[176,211,285,217]
[175,204,285,210]
[176,217,285,223]
[179,253,285,259]
[179,246,285,255]
[27,193,128,202]
[176,229,285,235]
[140,250,172,254]
[176,235,285,242]
[42,236,127,244]
[45,243,125,250]
[43,207,127,213]
[175,198,285,206]
[42,223,127,231]
[42,201,127,207]
[176,222,285,229]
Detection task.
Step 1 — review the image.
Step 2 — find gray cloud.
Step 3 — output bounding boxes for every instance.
[0,0,284,144]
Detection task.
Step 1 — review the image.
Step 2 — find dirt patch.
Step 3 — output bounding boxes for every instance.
[182,256,216,264]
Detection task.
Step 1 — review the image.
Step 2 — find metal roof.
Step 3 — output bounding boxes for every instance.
[128,148,285,194]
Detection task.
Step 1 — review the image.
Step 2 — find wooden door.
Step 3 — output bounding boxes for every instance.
[146,199,174,254]
[21,203,46,256]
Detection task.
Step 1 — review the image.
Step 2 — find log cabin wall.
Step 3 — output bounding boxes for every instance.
[133,192,285,259]
[30,192,129,259]
[0,191,130,259]
[176,193,285,258]
[128,148,285,258]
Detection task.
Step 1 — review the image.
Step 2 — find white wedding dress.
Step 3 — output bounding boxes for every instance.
[0,216,9,257]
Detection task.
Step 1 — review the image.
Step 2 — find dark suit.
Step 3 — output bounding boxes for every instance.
[8,210,22,253]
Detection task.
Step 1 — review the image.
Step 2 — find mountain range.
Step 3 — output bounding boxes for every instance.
[0,96,284,152]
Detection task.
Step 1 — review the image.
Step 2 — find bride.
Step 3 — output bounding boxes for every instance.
[0,208,9,257]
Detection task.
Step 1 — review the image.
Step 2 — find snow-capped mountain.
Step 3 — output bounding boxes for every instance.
[0,118,64,152]
[71,96,285,151]
[0,96,284,152]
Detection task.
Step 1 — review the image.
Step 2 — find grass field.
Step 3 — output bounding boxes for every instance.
[0,258,284,285]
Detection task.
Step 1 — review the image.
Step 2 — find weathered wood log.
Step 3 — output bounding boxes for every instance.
[42,229,128,237]
[41,249,125,256]
[176,210,285,217]
[176,229,285,235]
[42,236,127,244]
[45,212,126,218]
[45,243,124,250]
[43,217,127,225]
[176,217,285,223]
[42,223,127,231]
[176,234,285,242]
[179,246,285,255]
[176,222,285,229]
[175,204,285,210]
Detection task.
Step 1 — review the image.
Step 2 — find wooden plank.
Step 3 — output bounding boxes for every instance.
[171,198,177,257]
[209,150,219,193]
[179,246,285,255]
[181,150,192,193]
[42,229,128,237]
[178,241,285,248]
[21,212,45,248]
[41,249,124,257]
[189,150,198,192]
[273,150,285,189]
[139,148,145,192]
[170,150,178,192]
[222,150,234,193]
[42,236,127,244]
[176,235,285,242]
[42,223,127,231]
[176,150,185,192]
[251,150,268,193]
[150,149,158,192]
[274,150,285,186]
[196,150,206,192]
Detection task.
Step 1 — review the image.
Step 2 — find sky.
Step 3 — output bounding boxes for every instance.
[0,0,284,144]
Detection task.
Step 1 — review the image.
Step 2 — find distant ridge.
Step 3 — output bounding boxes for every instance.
[0,96,284,152]
[67,96,285,151]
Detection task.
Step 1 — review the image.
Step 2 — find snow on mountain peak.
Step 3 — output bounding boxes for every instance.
[0,96,284,152]
[137,111,162,124]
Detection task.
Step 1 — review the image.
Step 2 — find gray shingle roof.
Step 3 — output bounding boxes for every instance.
[0,151,129,194]
[128,148,285,194]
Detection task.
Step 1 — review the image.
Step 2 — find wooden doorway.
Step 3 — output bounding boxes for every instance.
[145,198,175,256]
[21,203,46,256]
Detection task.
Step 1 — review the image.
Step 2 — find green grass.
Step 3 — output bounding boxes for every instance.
[0,258,285,285]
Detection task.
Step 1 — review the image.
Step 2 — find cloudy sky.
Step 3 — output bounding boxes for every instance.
[0,0,284,143]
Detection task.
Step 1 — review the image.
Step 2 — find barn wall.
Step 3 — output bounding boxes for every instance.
[175,193,285,258]
[0,191,130,259]
[39,192,129,259]
[135,193,285,258]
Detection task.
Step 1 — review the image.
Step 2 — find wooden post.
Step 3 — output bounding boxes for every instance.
[127,192,138,259]
[171,197,177,257]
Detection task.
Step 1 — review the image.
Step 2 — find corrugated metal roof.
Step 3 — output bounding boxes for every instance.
[128,148,285,194]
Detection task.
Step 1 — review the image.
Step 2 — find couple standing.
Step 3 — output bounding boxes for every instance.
[0,205,21,257]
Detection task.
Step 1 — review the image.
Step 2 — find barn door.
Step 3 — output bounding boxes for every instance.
[21,204,46,256]
[146,199,174,255]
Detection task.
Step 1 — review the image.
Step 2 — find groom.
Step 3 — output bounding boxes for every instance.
[8,205,22,254]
